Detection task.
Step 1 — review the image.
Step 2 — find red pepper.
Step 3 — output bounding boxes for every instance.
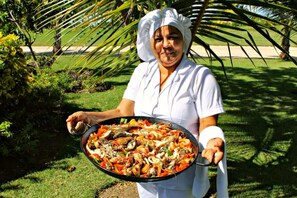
[158,169,171,177]
[92,154,101,159]
[97,125,108,137]
[100,161,106,168]
[114,164,124,174]
[175,163,189,172]
[144,119,151,126]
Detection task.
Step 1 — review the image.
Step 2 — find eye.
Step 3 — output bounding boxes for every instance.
[154,37,163,42]
[168,35,181,40]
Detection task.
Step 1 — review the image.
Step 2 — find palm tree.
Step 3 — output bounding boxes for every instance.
[37,0,297,79]
[260,0,297,60]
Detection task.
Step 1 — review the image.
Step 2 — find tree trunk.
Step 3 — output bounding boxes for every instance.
[53,28,62,55]
[279,26,291,61]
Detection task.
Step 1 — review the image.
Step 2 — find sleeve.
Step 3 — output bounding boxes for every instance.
[123,62,148,101]
[195,67,224,118]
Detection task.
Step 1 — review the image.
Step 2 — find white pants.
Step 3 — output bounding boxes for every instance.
[136,165,197,198]
[137,182,195,198]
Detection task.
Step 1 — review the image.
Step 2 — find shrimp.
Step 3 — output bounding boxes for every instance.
[86,118,197,178]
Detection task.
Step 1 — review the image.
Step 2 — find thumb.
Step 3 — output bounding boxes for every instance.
[213,150,224,165]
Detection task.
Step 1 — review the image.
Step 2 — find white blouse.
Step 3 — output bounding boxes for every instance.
[123,55,224,137]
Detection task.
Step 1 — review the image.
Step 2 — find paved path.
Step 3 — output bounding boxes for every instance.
[21,45,297,58]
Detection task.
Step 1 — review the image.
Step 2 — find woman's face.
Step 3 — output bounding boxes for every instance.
[151,26,184,69]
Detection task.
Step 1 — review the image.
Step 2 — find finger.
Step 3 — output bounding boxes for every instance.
[75,121,88,134]
[67,121,75,134]
[66,113,80,122]
[202,149,215,163]
[207,138,224,149]
[213,151,224,165]
[66,117,72,122]
[75,121,84,131]
[215,139,224,152]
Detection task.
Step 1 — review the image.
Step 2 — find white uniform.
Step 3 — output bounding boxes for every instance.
[123,56,225,198]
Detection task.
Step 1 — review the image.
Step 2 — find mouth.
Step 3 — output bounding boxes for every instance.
[162,51,176,57]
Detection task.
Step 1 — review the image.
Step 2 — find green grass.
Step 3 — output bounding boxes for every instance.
[199,26,297,46]
[0,153,119,197]
[33,26,297,47]
[1,57,296,197]
[208,58,297,197]
[33,28,111,46]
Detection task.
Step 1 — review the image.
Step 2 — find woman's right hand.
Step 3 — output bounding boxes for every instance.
[66,111,91,135]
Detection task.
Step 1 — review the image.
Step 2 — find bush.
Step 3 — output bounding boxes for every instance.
[0,33,66,158]
[0,33,33,101]
[0,121,12,138]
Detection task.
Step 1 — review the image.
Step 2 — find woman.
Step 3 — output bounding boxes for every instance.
[66,8,228,198]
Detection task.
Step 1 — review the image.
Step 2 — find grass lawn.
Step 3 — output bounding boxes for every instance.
[32,26,297,47]
[33,28,111,47]
[199,26,297,47]
[0,57,296,197]
[209,59,297,197]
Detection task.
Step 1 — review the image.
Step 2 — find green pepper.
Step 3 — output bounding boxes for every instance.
[120,118,128,124]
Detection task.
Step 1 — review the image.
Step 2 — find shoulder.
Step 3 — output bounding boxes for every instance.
[133,60,158,75]
[179,58,219,90]
[133,61,148,73]
[179,57,213,78]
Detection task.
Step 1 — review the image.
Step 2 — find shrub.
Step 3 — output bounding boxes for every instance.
[0,33,32,156]
[0,33,66,158]
[0,121,12,138]
[0,33,33,101]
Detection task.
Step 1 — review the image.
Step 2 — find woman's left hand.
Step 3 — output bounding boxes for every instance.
[201,138,224,165]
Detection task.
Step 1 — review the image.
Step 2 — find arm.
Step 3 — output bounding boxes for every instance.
[199,115,224,165]
[66,98,134,133]
[199,114,218,132]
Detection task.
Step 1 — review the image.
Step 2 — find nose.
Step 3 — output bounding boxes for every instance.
[162,38,171,48]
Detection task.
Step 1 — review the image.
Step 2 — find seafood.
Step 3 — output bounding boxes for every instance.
[86,118,197,178]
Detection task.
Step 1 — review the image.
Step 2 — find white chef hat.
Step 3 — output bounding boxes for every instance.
[136,8,192,62]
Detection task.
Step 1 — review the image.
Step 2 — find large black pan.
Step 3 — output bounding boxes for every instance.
[81,116,210,182]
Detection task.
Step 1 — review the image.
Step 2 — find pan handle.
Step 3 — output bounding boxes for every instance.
[195,161,211,166]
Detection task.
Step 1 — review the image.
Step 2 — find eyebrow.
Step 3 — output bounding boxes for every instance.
[154,32,180,37]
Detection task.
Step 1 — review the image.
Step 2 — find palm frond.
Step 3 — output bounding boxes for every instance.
[37,0,297,80]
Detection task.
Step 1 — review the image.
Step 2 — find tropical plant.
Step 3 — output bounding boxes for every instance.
[259,0,297,60]
[0,32,67,158]
[0,0,73,59]
[0,0,44,61]
[0,33,33,101]
[35,0,77,55]
[36,0,297,79]
[0,32,34,157]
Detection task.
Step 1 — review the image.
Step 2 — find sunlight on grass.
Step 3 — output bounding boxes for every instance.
[0,153,119,197]
[33,26,297,47]
[1,57,296,197]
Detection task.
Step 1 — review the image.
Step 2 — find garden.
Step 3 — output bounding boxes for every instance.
[0,37,296,197]
[1,1,297,197]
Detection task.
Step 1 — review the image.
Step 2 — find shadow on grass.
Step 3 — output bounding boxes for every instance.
[0,101,102,185]
[209,64,297,197]
[1,61,296,197]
